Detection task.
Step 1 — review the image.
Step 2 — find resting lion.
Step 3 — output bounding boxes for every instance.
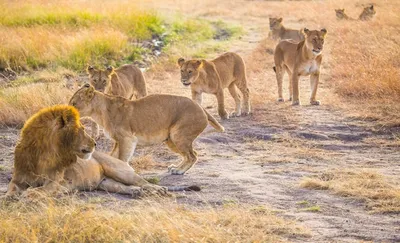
[87,64,147,99]
[268,17,304,42]
[273,28,327,106]
[69,84,224,175]
[359,5,376,21]
[178,52,251,120]
[5,105,168,198]
[335,9,354,20]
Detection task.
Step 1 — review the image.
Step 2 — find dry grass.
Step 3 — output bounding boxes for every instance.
[0,196,308,242]
[300,169,400,213]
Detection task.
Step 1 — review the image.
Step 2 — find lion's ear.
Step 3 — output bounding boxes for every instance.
[178,58,185,67]
[320,28,327,37]
[370,5,374,10]
[105,66,114,76]
[303,28,310,36]
[87,65,95,75]
[193,60,202,70]
[58,110,76,128]
[278,17,283,22]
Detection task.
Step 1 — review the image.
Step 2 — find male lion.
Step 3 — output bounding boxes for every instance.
[69,84,224,175]
[335,9,354,20]
[273,28,327,106]
[87,64,147,99]
[178,52,251,120]
[359,5,376,21]
[269,17,304,42]
[6,105,96,197]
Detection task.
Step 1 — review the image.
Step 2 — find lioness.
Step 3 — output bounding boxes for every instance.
[178,52,251,120]
[69,84,224,175]
[6,105,96,197]
[359,5,376,21]
[273,28,327,105]
[88,64,147,99]
[269,17,304,42]
[335,9,354,20]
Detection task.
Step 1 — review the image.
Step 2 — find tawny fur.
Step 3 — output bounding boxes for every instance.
[359,5,376,21]
[6,105,96,197]
[273,28,327,106]
[88,64,147,99]
[335,9,355,20]
[178,52,251,120]
[268,17,304,42]
[69,84,224,175]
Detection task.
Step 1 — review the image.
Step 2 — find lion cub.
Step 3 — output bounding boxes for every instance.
[269,17,304,42]
[87,64,147,99]
[69,84,224,175]
[273,28,327,106]
[335,9,354,20]
[178,52,250,120]
[359,5,376,21]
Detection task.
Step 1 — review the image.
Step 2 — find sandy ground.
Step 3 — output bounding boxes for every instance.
[1,0,400,242]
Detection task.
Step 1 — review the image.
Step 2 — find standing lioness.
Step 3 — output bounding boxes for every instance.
[69,84,224,175]
[273,28,327,105]
[88,64,147,99]
[178,52,251,120]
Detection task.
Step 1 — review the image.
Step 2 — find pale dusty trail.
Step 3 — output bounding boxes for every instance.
[1,0,399,242]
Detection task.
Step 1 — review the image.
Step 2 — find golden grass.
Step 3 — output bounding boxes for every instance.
[0,197,309,242]
[300,170,400,213]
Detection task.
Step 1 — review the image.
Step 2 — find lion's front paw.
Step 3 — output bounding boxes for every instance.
[292,100,301,106]
[231,111,242,117]
[219,110,229,120]
[142,184,169,196]
[310,100,321,106]
[277,98,284,102]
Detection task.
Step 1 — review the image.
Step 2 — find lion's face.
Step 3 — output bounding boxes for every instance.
[335,9,346,19]
[69,84,96,117]
[71,126,96,160]
[177,58,202,86]
[304,28,327,56]
[269,17,283,30]
[362,5,376,17]
[87,66,113,93]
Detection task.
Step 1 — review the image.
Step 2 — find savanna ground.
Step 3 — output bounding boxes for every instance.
[0,0,400,242]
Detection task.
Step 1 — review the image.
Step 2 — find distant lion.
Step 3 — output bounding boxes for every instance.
[69,84,224,175]
[359,5,376,21]
[273,28,327,106]
[87,64,147,99]
[178,52,251,120]
[6,105,96,197]
[335,9,354,20]
[269,17,304,42]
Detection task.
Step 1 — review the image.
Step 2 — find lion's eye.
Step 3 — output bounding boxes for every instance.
[181,70,184,73]
[189,70,192,74]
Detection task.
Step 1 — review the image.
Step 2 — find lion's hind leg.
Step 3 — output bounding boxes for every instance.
[228,83,242,117]
[98,178,142,198]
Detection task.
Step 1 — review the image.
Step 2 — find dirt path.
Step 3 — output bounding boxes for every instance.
[1,1,400,242]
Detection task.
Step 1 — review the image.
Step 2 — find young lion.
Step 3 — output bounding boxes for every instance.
[269,17,304,42]
[69,84,225,175]
[6,105,96,197]
[87,64,147,99]
[359,5,376,21]
[335,9,354,20]
[273,28,327,106]
[178,52,250,120]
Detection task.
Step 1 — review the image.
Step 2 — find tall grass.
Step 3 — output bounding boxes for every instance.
[0,197,308,242]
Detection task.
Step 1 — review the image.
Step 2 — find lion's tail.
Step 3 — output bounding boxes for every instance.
[203,108,225,132]
[167,185,201,192]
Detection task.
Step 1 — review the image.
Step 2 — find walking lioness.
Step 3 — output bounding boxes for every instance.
[273,28,327,105]
[178,52,251,119]
[69,84,224,175]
